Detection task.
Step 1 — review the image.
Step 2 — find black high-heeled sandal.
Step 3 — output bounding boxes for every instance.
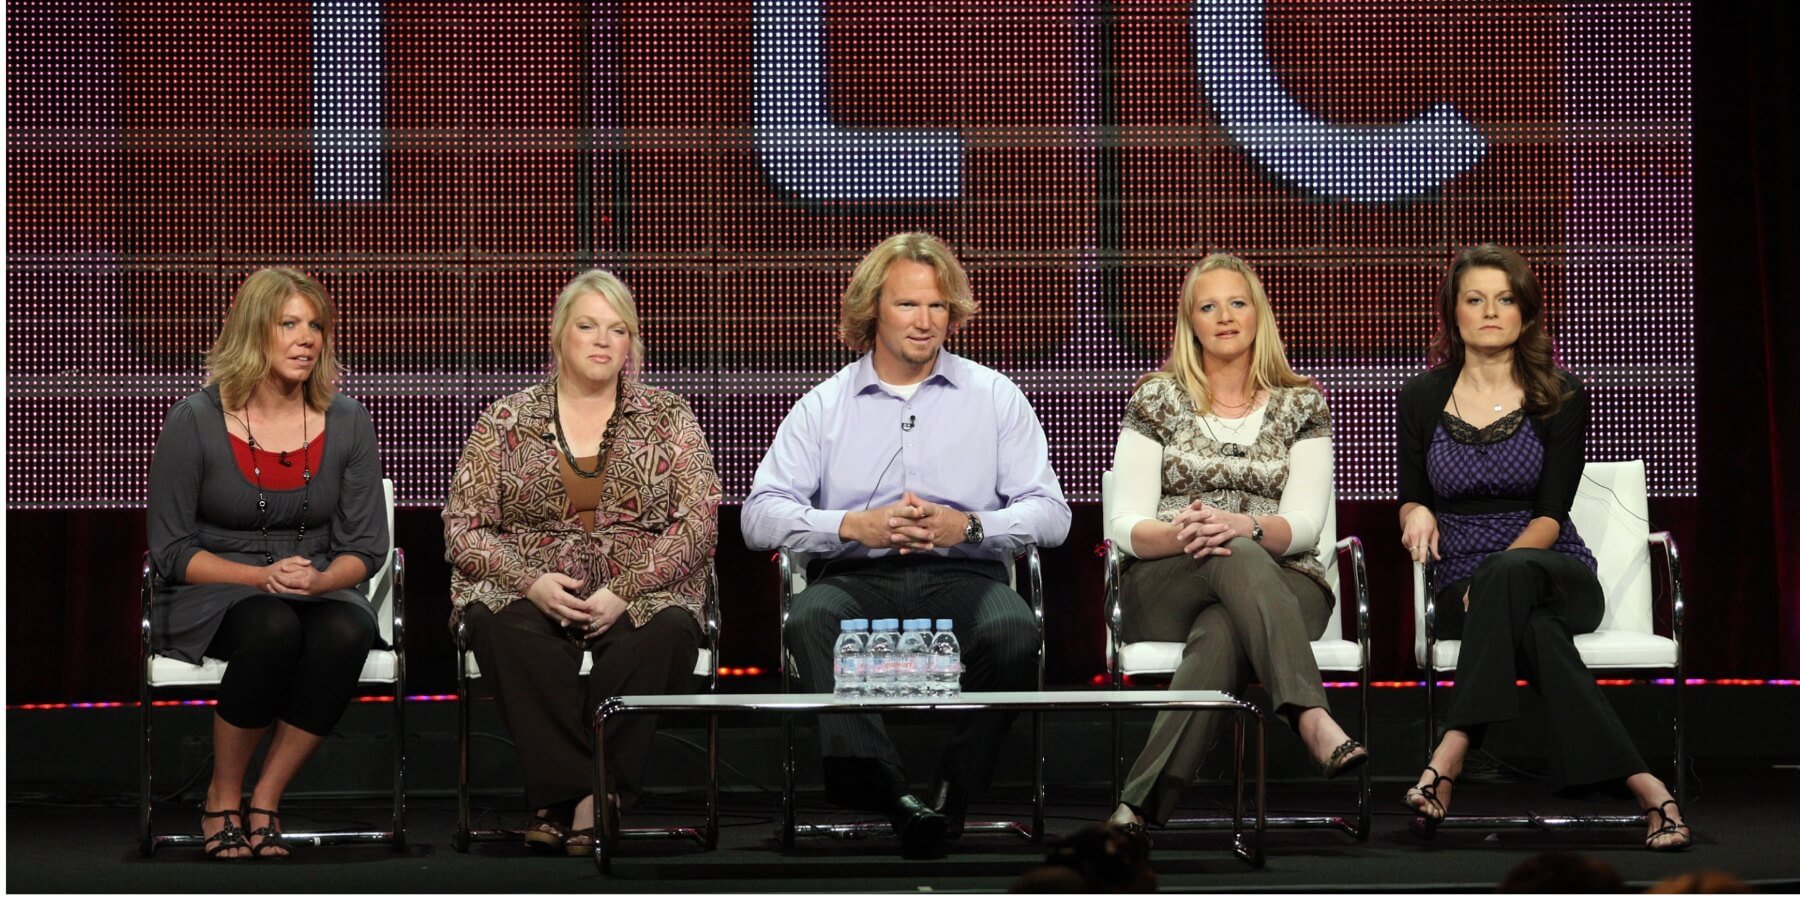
[1403,766,1454,836]
[200,805,249,860]
[1643,798,1694,852]
[245,806,289,859]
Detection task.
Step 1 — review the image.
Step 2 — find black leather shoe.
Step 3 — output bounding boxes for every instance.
[928,775,969,840]
[888,793,948,858]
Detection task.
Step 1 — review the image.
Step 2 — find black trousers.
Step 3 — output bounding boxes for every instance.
[1439,548,1648,792]
[785,555,1037,807]
[462,601,702,812]
[206,595,377,736]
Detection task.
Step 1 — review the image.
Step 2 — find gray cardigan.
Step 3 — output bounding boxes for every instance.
[147,385,388,663]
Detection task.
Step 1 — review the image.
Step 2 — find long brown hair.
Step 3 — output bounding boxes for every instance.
[1428,243,1571,418]
[206,267,339,412]
[1137,253,1311,413]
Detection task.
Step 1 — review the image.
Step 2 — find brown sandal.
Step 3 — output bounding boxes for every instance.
[523,816,568,854]
[564,827,597,857]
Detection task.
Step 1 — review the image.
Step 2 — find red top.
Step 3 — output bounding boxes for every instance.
[228,430,327,490]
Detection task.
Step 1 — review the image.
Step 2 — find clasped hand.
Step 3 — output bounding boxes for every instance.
[525,572,629,638]
[1171,501,1236,559]
[842,490,964,554]
[263,556,323,595]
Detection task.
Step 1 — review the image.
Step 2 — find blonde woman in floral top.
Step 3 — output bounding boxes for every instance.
[444,269,721,856]
[1103,254,1366,833]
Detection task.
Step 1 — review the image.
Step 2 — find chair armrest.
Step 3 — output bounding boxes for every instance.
[1014,545,1045,690]
[1648,531,1685,665]
[389,547,407,687]
[1104,543,1124,676]
[705,563,722,690]
[140,551,155,668]
[1335,536,1371,668]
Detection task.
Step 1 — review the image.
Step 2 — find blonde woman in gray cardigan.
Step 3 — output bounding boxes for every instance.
[1104,254,1364,833]
[147,268,388,859]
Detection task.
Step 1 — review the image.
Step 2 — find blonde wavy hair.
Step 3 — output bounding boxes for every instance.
[550,268,645,378]
[838,232,978,351]
[1139,253,1311,414]
[206,267,339,412]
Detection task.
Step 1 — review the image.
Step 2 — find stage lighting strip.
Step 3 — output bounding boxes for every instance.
[11,678,1797,711]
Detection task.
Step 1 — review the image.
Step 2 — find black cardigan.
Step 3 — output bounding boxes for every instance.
[1396,365,1589,523]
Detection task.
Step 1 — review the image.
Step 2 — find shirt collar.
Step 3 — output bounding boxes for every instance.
[518,375,648,427]
[852,349,964,396]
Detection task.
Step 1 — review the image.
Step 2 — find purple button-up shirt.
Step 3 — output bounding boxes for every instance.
[742,350,1071,562]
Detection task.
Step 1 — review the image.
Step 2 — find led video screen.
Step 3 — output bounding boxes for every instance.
[6,1,1696,507]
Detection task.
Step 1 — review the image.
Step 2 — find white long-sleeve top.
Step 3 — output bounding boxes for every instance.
[1104,377,1334,588]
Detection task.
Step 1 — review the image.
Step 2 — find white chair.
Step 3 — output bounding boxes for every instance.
[1413,458,1686,830]
[775,546,1047,845]
[452,566,720,852]
[1101,470,1372,839]
[138,478,406,855]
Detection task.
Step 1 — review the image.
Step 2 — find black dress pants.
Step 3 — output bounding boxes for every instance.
[1440,548,1648,792]
[785,555,1037,807]
[462,600,702,811]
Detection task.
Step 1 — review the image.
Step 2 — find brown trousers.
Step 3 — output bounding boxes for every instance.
[462,601,702,812]
[1117,537,1333,825]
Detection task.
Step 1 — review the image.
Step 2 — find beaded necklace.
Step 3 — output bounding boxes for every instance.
[225,403,312,565]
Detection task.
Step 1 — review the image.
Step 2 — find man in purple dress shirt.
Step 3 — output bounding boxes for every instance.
[743,232,1071,857]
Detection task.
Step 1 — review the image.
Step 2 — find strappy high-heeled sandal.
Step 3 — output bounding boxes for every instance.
[200,805,249,860]
[1403,765,1454,836]
[245,806,290,859]
[1317,739,1369,780]
[1643,798,1694,852]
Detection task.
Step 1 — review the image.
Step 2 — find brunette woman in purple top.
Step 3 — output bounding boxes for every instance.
[1396,244,1692,851]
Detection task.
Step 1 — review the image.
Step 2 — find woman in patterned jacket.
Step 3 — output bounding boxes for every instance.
[444,269,721,856]
[1104,254,1366,834]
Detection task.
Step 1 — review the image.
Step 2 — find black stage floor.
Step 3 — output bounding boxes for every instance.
[10,769,1800,893]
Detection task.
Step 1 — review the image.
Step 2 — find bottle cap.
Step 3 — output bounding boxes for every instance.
[935,618,953,631]
[873,618,900,631]
[847,618,870,630]
[904,618,931,630]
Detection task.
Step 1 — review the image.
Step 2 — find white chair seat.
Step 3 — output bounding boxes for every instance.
[1420,631,1678,672]
[1118,639,1363,679]
[461,649,714,680]
[148,648,402,687]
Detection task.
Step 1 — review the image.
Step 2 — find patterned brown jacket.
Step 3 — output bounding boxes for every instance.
[443,377,720,631]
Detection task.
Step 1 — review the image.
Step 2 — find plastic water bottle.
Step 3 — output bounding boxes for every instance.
[833,618,869,699]
[865,618,901,697]
[928,618,962,699]
[896,619,933,697]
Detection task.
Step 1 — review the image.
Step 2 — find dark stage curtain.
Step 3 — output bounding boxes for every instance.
[1694,1,1800,675]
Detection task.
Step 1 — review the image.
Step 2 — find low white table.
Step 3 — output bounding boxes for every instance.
[589,689,1267,871]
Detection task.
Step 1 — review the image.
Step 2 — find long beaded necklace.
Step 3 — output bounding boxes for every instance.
[552,380,610,479]
[226,402,312,565]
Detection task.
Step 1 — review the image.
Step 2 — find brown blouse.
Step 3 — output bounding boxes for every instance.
[559,453,605,533]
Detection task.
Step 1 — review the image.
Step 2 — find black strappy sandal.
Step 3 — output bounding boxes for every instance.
[1403,765,1454,836]
[1643,798,1694,852]
[245,806,290,859]
[1318,739,1369,780]
[201,805,249,860]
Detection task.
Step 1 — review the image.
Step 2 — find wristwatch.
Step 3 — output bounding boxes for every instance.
[1249,518,1264,544]
[963,512,985,545]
